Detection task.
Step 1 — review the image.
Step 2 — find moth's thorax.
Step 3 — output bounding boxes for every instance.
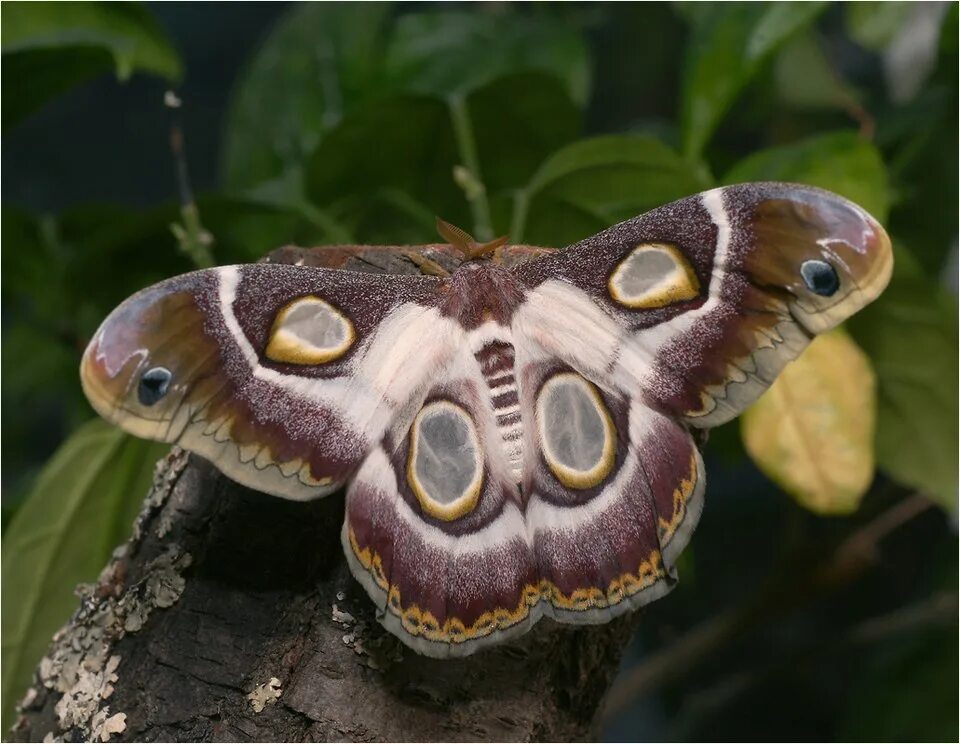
[441,262,525,328]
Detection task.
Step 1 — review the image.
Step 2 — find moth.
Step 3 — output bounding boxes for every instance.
[80,183,892,657]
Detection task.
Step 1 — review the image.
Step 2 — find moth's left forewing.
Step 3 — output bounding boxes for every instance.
[512,183,892,428]
[81,263,455,500]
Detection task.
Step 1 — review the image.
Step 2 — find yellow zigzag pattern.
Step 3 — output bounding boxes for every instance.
[348,453,698,646]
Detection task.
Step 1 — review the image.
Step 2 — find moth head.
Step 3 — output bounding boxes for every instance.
[745,185,893,334]
[80,275,214,442]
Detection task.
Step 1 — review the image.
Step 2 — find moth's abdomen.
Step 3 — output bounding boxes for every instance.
[475,341,523,482]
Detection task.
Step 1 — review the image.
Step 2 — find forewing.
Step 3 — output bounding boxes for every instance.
[513,182,892,427]
[80,263,455,500]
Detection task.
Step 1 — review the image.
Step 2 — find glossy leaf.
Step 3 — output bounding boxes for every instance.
[723,131,890,222]
[680,2,828,157]
[847,248,959,511]
[1,2,181,128]
[741,330,877,515]
[513,135,712,246]
[1,420,169,729]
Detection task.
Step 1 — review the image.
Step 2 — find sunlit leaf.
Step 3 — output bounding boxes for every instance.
[723,131,890,222]
[513,135,711,246]
[847,248,959,511]
[741,330,877,515]
[1,2,181,128]
[680,2,828,157]
[1,420,169,729]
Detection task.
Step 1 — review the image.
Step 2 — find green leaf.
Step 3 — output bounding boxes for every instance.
[845,2,913,51]
[221,3,392,191]
[305,95,463,243]
[847,248,959,511]
[680,2,828,157]
[1,420,169,729]
[468,73,581,195]
[1,2,181,128]
[513,135,712,246]
[741,330,877,515]
[384,10,589,105]
[304,74,581,243]
[723,131,891,222]
[773,32,861,112]
[221,5,589,194]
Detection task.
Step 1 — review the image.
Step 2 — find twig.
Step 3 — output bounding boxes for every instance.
[166,92,214,268]
[448,95,493,242]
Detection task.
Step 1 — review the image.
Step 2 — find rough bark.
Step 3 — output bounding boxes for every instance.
[10,246,638,743]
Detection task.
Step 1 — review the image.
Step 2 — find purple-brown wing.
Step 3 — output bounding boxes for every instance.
[513,182,893,427]
[80,263,455,500]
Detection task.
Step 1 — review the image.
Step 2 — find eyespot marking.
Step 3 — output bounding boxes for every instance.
[138,367,172,406]
[800,259,840,297]
[407,400,483,521]
[265,295,355,365]
[608,243,700,309]
[536,373,615,489]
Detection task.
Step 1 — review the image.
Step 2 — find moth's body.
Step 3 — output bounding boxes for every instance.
[80,183,892,657]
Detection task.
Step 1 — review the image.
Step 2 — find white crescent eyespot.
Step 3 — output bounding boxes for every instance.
[407,400,484,521]
[608,242,700,309]
[265,295,355,365]
[536,372,615,489]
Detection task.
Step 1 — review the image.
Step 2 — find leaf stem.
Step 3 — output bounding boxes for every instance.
[510,189,530,244]
[169,120,214,268]
[448,95,493,241]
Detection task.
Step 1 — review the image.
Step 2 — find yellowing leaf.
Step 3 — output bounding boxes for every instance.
[741,330,877,514]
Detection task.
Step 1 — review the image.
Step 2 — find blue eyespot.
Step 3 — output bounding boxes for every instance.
[800,260,840,297]
[138,367,172,406]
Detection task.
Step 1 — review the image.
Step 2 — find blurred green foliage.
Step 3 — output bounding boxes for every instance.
[2,1,956,737]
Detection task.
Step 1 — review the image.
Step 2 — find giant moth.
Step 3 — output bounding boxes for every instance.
[80,183,893,657]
